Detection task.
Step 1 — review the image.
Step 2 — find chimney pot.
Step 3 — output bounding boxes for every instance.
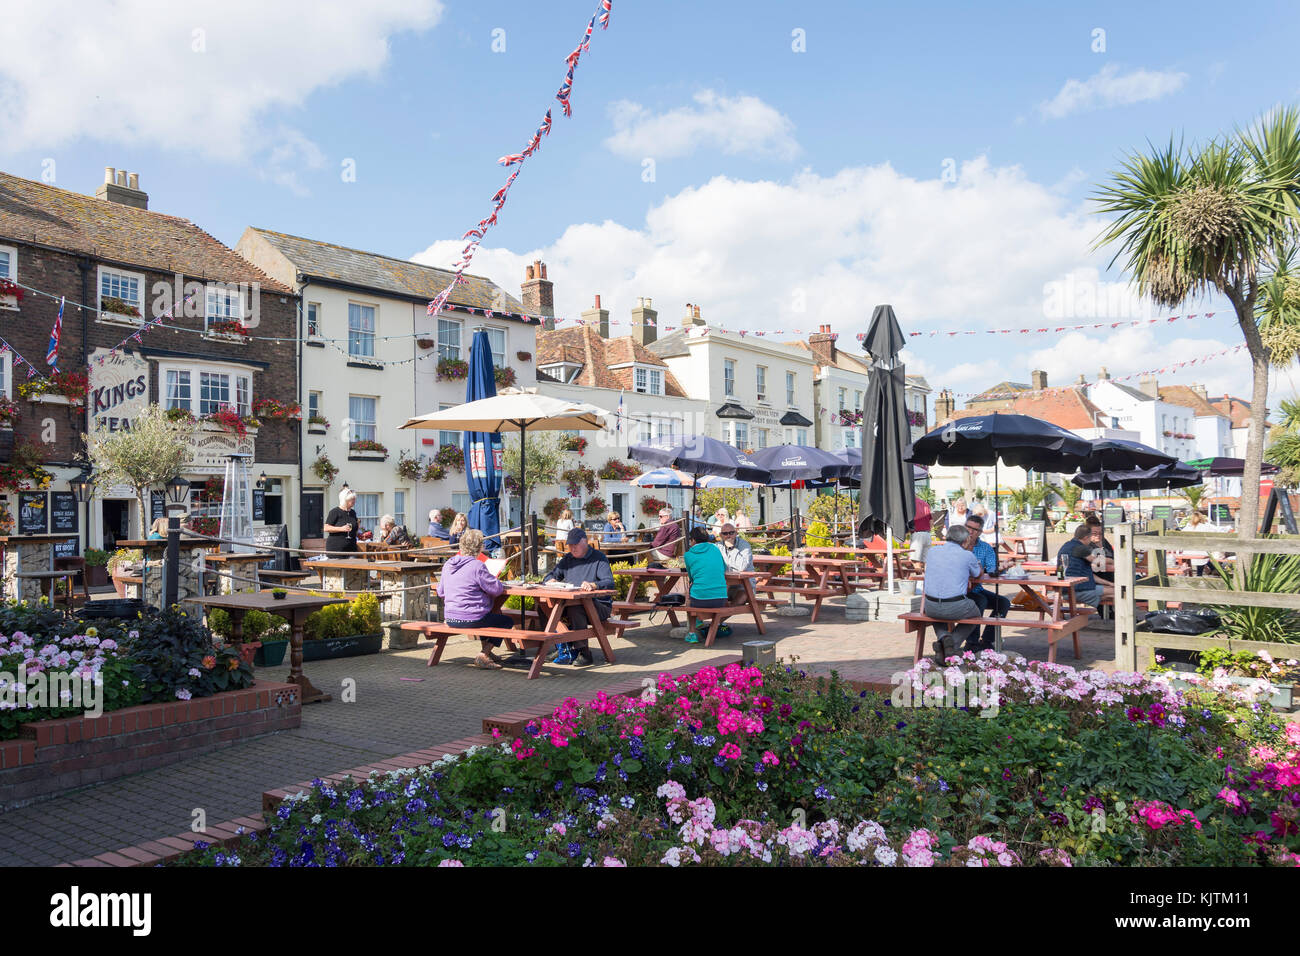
[540,264,547,279]
[104,166,115,184]
[128,172,139,190]
[116,169,127,187]
[594,294,601,309]
[526,264,535,280]
[645,297,652,308]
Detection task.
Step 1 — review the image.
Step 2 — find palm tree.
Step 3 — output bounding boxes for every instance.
[1093,108,1300,541]
[1047,481,1084,514]
[1174,483,1210,512]
[1266,397,1300,487]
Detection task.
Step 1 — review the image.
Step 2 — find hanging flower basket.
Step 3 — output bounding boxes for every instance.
[640,496,667,517]
[253,398,302,421]
[311,455,339,485]
[561,435,588,456]
[597,458,641,481]
[437,357,469,382]
[396,450,422,481]
[516,351,532,362]
[434,444,465,471]
[583,497,608,518]
[494,367,517,389]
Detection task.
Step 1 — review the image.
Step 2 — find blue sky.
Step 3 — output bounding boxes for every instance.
[2,0,1298,405]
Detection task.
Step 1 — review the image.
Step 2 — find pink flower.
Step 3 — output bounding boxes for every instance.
[761,750,780,766]
[719,743,742,760]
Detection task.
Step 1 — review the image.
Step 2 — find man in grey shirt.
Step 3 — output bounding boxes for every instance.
[921,525,984,661]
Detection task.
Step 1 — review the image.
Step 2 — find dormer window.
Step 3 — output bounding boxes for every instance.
[541,362,582,384]
[634,365,663,396]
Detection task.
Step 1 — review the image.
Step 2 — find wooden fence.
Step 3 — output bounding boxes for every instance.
[1113,522,1300,671]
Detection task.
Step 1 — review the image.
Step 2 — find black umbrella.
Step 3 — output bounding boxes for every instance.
[1071,439,1178,544]
[629,435,770,522]
[861,303,906,362]
[909,412,1091,567]
[1187,456,1279,477]
[1074,461,1202,533]
[752,444,854,609]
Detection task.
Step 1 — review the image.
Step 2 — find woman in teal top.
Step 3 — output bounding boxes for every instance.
[683,527,731,643]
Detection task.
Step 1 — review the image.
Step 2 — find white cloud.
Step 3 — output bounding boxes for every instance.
[0,0,442,188]
[1038,64,1188,120]
[604,90,799,161]
[411,155,1253,401]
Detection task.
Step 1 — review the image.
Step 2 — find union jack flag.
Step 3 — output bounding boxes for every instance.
[599,0,612,29]
[46,296,64,369]
[538,110,552,137]
[498,153,524,167]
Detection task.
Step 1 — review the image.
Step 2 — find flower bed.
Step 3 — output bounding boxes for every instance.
[175,654,1300,867]
[0,602,253,740]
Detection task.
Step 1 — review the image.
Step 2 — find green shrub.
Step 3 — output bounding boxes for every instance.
[611,560,648,601]
[351,592,382,634]
[805,521,833,548]
[304,593,381,640]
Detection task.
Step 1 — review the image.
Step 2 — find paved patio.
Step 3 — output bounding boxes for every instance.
[0,596,1119,866]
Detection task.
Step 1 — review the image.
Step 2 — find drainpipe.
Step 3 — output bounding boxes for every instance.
[77,257,93,548]
[297,274,309,548]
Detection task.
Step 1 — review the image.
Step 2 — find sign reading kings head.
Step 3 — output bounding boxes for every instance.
[89,348,149,435]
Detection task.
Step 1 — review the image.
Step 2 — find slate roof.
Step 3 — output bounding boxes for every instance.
[537,326,687,396]
[0,170,291,293]
[1158,385,1227,419]
[1211,395,1254,427]
[938,386,1110,432]
[244,227,526,313]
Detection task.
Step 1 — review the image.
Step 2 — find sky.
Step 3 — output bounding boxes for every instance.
[2,0,1299,409]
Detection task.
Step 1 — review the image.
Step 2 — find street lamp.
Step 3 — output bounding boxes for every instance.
[70,468,95,504]
[165,474,191,506]
[256,471,267,491]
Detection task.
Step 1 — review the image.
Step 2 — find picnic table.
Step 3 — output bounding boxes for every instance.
[998,536,1029,557]
[200,551,275,594]
[302,557,382,593]
[751,554,850,622]
[402,585,623,679]
[188,591,348,704]
[901,574,1093,664]
[613,568,771,645]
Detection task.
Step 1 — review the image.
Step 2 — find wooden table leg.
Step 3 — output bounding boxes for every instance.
[286,610,331,703]
[581,595,616,664]
[742,578,766,634]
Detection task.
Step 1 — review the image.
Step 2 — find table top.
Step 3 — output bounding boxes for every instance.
[502,584,614,600]
[202,551,274,563]
[978,574,1087,588]
[115,537,208,549]
[187,592,348,613]
[14,570,77,579]
[304,558,432,572]
[619,568,757,580]
[802,545,890,556]
[0,534,79,544]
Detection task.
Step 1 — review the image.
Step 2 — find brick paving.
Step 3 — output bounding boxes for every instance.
[0,596,1120,866]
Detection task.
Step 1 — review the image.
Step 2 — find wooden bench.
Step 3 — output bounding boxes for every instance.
[502,606,640,638]
[682,603,770,646]
[399,620,611,680]
[899,611,1090,664]
[753,583,838,622]
[258,569,312,587]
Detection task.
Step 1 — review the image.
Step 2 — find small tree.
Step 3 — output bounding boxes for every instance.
[503,432,564,521]
[1266,397,1300,487]
[697,488,750,519]
[1174,483,1210,512]
[86,405,192,534]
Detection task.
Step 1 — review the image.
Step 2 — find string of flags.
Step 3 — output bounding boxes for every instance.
[425,0,613,322]
[0,335,45,382]
[864,312,1216,341]
[948,345,1248,401]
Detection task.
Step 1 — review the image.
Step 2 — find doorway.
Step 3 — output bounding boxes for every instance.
[101,499,133,550]
[300,491,324,539]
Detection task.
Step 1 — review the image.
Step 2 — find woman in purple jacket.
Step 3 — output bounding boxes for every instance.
[436,529,510,669]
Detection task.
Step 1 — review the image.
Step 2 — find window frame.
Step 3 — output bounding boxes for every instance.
[786,371,796,407]
[306,302,322,339]
[353,493,380,536]
[723,359,736,398]
[0,351,11,399]
[204,283,247,330]
[756,365,767,403]
[96,265,147,326]
[0,244,17,311]
[484,326,506,368]
[155,359,254,418]
[438,402,461,450]
[347,301,377,360]
[437,317,462,361]
[348,394,378,444]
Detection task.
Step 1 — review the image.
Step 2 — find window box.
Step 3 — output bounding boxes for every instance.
[347,360,383,370]
[203,327,251,345]
[308,424,328,435]
[96,308,145,328]
[305,338,326,348]
[349,440,389,461]
[28,393,84,408]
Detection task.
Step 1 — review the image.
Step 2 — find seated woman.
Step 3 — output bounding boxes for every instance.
[378,514,413,547]
[682,526,730,644]
[448,512,468,547]
[436,529,511,669]
[147,517,169,540]
[602,511,625,543]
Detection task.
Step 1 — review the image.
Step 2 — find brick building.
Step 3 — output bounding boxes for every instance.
[0,168,299,552]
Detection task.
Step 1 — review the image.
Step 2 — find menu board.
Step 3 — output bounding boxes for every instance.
[1150,505,1173,523]
[1278,491,1297,535]
[17,492,48,535]
[252,488,265,522]
[150,491,166,525]
[253,524,286,570]
[50,492,78,534]
[1017,519,1047,561]
[1210,503,1232,524]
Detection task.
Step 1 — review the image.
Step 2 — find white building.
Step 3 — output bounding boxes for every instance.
[1086,373,1201,462]
[236,228,534,541]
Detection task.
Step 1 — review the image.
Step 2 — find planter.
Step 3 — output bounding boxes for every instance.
[29,394,85,407]
[85,566,109,588]
[254,639,289,667]
[202,331,250,345]
[301,632,383,662]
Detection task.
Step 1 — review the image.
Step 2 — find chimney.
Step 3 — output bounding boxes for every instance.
[1139,374,1158,399]
[1097,366,1110,381]
[95,166,149,210]
[692,304,704,326]
[521,260,555,331]
[630,296,658,347]
[934,388,955,423]
[581,294,610,338]
[1192,384,1207,401]
[809,324,836,367]
[1076,374,1086,385]
[1030,369,1048,391]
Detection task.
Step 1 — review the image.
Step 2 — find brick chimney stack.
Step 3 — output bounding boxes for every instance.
[808,324,836,367]
[1030,369,1048,391]
[95,166,149,210]
[521,260,554,331]
[581,294,610,338]
[630,296,657,346]
[934,388,955,423]
[1098,366,1111,380]
[1139,374,1158,398]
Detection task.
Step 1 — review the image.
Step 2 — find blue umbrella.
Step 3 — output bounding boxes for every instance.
[629,435,769,519]
[463,330,504,551]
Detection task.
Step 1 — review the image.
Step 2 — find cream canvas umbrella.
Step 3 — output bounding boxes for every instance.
[401,388,609,573]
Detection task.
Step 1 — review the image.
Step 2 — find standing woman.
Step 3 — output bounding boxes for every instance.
[324,489,360,554]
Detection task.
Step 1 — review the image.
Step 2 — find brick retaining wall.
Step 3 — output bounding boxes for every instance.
[1,681,301,811]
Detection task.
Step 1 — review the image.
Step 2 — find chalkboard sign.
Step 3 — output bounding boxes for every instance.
[50,492,78,534]
[252,488,265,522]
[150,491,166,525]
[1279,491,1297,535]
[1210,503,1232,524]
[1017,519,1047,561]
[252,524,286,571]
[53,538,78,559]
[18,492,47,535]
[1150,505,1173,523]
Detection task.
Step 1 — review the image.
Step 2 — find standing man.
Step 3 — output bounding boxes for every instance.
[920,525,984,661]
[541,527,614,667]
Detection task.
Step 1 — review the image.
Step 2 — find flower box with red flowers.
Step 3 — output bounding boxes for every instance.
[349,440,389,461]
[597,458,641,481]
[204,406,258,438]
[561,435,588,456]
[494,367,517,389]
[0,279,23,309]
[253,398,302,422]
[99,296,143,323]
[205,320,250,343]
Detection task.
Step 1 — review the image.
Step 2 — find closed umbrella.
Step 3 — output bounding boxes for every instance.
[401,391,608,574]
[463,330,503,551]
[858,305,917,593]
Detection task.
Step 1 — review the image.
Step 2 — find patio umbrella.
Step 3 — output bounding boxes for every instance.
[1073,462,1202,531]
[462,330,503,551]
[1186,456,1279,477]
[1072,439,1178,546]
[858,305,917,593]
[908,412,1091,565]
[629,435,770,521]
[401,390,608,574]
[752,444,854,608]
[631,468,758,489]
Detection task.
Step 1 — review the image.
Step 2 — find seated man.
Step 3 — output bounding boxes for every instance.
[716,522,754,629]
[963,513,1010,650]
[540,527,614,667]
[1056,523,1114,609]
[920,525,984,661]
[1084,514,1115,582]
[650,507,682,564]
[427,509,450,541]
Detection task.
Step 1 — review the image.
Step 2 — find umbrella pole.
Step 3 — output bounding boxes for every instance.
[789,485,797,608]
[886,525,894,594]
[520,421,532,577]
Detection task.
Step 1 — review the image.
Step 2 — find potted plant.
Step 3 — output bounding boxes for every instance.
[271,588,288,601]
[83,548,110,587]
[107,548,143,597]
[301,593,383,661]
